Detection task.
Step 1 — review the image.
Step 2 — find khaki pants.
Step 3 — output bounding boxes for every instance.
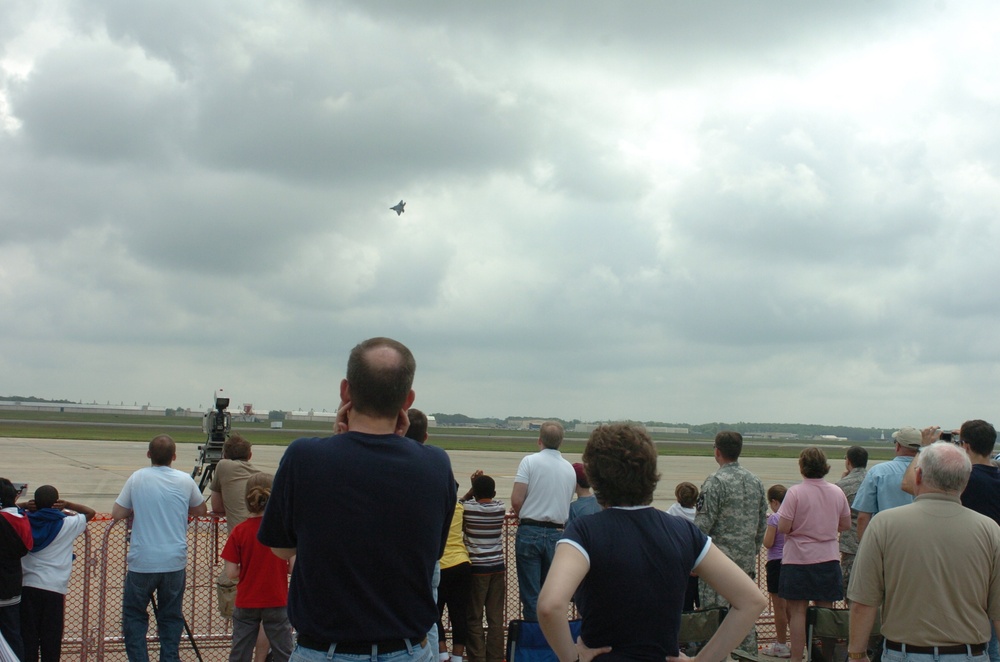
[466,572,506,662]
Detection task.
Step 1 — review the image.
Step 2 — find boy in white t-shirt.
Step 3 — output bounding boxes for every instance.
[19,485,95,662]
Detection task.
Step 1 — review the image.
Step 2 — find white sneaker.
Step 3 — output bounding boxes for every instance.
[761,643,791,658]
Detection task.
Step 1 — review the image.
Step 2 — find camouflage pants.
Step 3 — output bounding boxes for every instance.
[840,553,855,601]
[699,566,758,655]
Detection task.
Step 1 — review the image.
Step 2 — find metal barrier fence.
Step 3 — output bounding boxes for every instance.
[57,513,796,660]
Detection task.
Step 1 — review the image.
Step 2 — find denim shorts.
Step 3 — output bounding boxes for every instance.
[778,560,842,602]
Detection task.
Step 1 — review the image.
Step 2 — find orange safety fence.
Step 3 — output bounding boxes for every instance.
[56,513,804,660]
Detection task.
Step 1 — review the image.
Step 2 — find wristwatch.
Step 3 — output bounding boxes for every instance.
[847,651,869,659]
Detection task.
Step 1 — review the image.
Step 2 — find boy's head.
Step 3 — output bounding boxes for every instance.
[572,462,590,489]
[674,482,698,508]
[767,484,787,507]
[405,408,428,443]
[472,474,496,500]
[0,478,18,508]
[34,485,59,509]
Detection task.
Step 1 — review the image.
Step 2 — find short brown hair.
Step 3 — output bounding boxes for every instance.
[223,434,251,460]
[715,431,743,461]
[675,482,698,508]
[799,447,830,479]
[583,424,660,507]
[346,337,416,419]
[148,435,176,466]
[767,484,787,503]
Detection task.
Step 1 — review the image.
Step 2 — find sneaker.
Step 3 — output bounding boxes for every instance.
[761,643,791,658]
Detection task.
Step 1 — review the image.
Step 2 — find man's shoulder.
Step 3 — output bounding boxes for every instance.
[720,462,764,486]
[216,458,259,476]
[837,468,866,488]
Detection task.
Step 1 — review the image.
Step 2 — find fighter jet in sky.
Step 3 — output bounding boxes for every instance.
[390,200,406,215]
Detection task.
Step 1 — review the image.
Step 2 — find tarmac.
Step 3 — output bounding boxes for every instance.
[1,436,822,513]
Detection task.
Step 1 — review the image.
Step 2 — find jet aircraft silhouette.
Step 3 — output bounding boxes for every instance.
[390,200,406,215]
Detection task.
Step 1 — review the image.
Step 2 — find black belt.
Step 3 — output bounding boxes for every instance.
[885,640,987,656]
[520,518,564,529]
[297,635,427,655]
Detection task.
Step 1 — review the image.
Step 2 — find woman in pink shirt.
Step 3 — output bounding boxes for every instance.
[776,447,851,662]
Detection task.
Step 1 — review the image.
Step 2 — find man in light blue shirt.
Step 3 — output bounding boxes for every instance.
[853,427,920,542]
[113,435,207,662]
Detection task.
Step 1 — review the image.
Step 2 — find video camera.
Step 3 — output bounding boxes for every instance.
[192,390,232,491]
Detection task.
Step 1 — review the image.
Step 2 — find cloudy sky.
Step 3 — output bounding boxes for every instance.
[2,2,999,429]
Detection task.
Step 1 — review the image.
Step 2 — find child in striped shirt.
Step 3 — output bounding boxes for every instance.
[460,472,506,662]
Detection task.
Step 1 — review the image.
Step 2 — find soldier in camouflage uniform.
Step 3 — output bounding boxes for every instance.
[835,446,868,599]
[695,430,768,654]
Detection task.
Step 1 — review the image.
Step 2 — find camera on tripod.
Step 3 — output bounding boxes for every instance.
[192,390,232,491]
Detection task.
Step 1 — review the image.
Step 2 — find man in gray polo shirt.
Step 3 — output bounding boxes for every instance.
[510,421,576,621]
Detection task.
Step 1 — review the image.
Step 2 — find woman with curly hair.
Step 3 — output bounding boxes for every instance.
[538,424,765,662]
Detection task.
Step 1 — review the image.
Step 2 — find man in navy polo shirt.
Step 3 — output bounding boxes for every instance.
[259,337,455,662]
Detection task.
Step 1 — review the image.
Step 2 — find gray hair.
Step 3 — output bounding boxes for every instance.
[917,441,971,493]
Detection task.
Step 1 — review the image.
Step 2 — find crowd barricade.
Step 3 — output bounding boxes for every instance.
[59,512,791,660]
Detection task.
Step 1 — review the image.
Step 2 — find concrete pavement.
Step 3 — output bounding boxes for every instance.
[1,436,827,513]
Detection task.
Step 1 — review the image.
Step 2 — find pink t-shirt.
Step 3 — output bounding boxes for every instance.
[776,478,851,565]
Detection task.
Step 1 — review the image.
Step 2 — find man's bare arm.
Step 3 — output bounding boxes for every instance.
[511,482,528,516]
[848,601,879,656]
[111,503,132,521]
[855,512,872,543]
[270,547,296,561]
[210,491,225,514]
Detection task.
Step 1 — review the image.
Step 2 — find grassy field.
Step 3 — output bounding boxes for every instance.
[0,410,896,460]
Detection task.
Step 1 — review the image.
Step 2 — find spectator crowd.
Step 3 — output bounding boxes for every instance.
[2,337,1000,662]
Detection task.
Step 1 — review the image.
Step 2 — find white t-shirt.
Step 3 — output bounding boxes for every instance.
[666,503,696,522]
[514,448,576,524]
[116,465,205,573]
[21,513,88,594]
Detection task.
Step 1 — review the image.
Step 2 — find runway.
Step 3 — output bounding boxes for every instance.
[0,436,855,513]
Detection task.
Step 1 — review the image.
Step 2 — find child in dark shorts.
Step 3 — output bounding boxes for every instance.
[761,484,789,658]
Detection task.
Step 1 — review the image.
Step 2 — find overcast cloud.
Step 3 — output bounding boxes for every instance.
[2,1,999,428]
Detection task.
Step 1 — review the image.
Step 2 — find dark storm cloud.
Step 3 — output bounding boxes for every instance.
[2,0,999,427]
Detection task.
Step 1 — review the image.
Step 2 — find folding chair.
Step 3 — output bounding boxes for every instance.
[806,606,881,662]
[679,607,759,662]
[678,607,729,657]
[506,620,582,662]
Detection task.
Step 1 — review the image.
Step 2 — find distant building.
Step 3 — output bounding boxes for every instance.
[0,401,165,416]
[574,423,688,435]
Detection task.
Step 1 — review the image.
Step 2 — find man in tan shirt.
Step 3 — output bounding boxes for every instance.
[209,434,261,534]
[847,442,1000,662]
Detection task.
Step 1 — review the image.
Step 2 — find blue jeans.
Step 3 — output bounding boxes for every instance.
[989,624,999,662]
[122,569,186,662]
[514,524,562,621]
[289,639,433,662]
[0,603,24,662]
[426,561,440,654]
[883,644,989,662]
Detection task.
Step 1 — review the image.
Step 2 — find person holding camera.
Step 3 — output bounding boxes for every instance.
[848,441,1000,662]
[258,337,455,662]
[853,427,920,543]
